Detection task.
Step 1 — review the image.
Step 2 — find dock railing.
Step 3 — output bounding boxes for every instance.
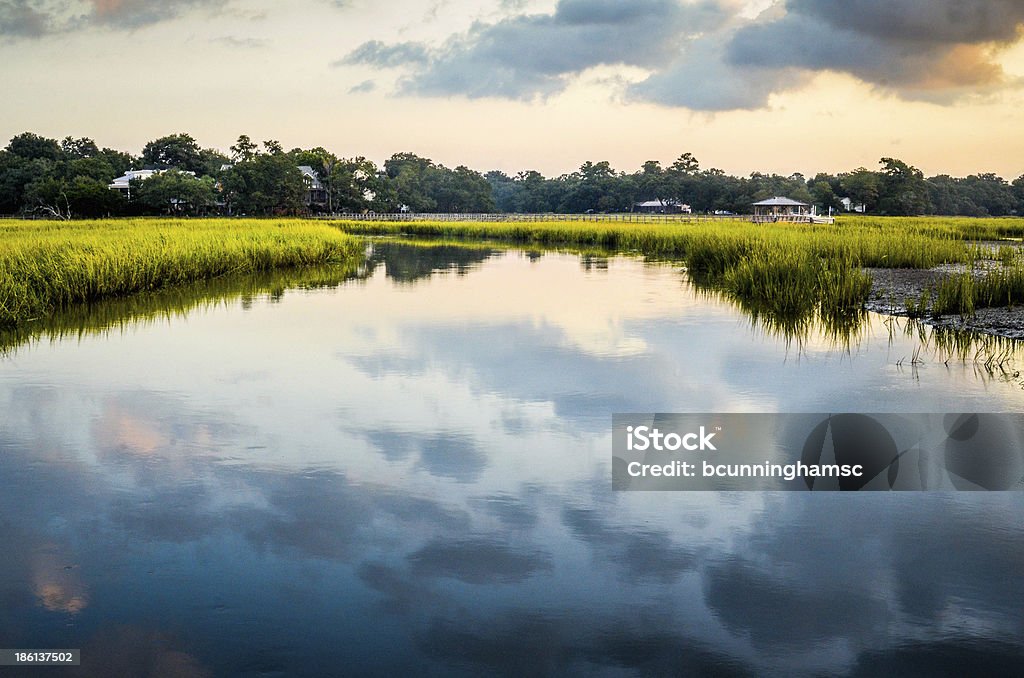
[318,212,752,224]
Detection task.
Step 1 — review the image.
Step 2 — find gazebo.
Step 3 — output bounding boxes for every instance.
[751,197,811,223]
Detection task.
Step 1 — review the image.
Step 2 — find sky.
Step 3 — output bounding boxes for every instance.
[2,0,1024,179]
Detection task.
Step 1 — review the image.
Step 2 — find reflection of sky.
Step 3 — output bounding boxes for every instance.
[1,247,1023,675]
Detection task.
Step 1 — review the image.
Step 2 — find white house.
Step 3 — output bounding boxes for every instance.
[108,169,158,197]
[752,197,834,224]
[108,169,196,199]
[839,197,866,213]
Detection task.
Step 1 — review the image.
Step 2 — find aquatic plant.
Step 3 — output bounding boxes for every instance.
[0,218,363,327]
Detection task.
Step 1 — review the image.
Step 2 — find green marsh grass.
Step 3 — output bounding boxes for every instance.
[929,267,1024,316]
[0,218,363,328]
[333,216,1014,323]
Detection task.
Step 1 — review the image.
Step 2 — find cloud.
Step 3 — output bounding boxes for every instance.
[787,0,1024,45]
[348,79,376,94]
[0,0,52,37]
[213,35,268,49]
[416,612,760,676]
[562,507,697,581]
[407,536,553,583]
[0,0,226,38]
[721,0,1024,101]
[340,39,431,68]
[628,34,809,110]
[339,0,1024,110]
[339,0,738,100]
[702,557,888,651]
[86,0,226,29]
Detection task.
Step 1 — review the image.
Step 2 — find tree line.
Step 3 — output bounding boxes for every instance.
[1,131,1022,218]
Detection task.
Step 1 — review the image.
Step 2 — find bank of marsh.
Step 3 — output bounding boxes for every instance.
[7,216,1024,338]
[332,216,1024,326]
[0,218,363,328]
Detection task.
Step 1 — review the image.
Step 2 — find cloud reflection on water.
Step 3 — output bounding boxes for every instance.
[1,243,1023,675]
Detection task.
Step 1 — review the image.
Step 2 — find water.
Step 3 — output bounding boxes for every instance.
[1,242,1022,677]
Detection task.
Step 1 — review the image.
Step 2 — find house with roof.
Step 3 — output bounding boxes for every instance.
[298,166,328,207]
[633,199,691,214]
[108,169,159,199]
[839,197,865,213]
[109,168,200,199]
[751,196,834,224]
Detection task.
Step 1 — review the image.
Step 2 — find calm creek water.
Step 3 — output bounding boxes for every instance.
[1,242,1022,676]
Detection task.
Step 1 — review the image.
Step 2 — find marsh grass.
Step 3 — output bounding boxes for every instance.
[333,218,977,269]
[923,268,1024,317]
[895,317,1023,378]
[0,218,363,327]
[333,217,989,322]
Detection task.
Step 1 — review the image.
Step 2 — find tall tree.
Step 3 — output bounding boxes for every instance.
[840,168,882,213]
[877,157,930,215]
[6,132,62,161]
[60,136,99,159]
[141,133,204,174]
[220,153,305,215]
[230,134,259,163]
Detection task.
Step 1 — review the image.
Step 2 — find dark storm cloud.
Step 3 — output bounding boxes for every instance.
[788,0,1024,45]
[340,0,735,100]
[341,0,1024,110]
[721,0,1024,101]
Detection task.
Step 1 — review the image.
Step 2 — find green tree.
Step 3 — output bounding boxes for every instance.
[136,170,217,215]
[142,133,204,174]
[485,170,517,212]
[67,156,116,183]
[230,135,259,163]
[877,157,930,215]
[6,132,62,161]
[65,176,125,217]
[433,165,495,212]
[60,136,100,159]
[383,153,438,212]
[956,173,1016,216]
[1013,174,1024,215]
[198,147,231,177]
[220,154,305,215]
[635,160,670,207]
[23,175,73,219]
[840,168,882,213]
[810,180,841,213]
[333,157,384,213]
[0,151,34,213]
[511,170,556,213]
